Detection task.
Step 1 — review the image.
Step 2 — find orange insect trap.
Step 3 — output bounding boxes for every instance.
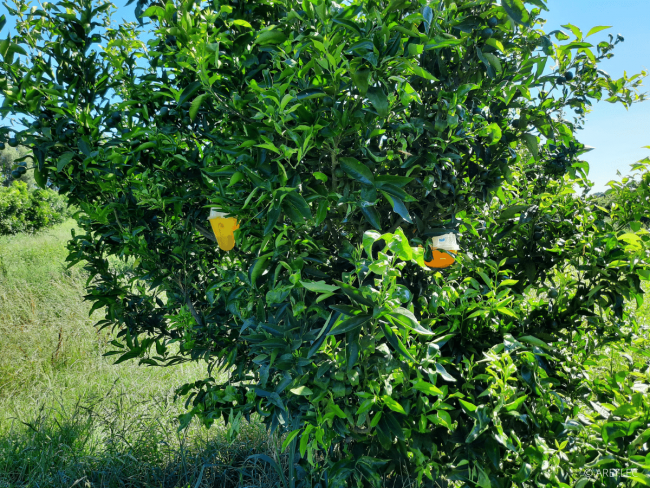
[208,209,239,251]
[424,233,459,269]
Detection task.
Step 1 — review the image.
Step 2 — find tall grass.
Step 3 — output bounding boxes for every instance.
[0,220,281,488]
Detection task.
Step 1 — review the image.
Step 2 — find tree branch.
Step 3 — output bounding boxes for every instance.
[330,147,338,192]
[186,294,204,328]
[195,222,217,243]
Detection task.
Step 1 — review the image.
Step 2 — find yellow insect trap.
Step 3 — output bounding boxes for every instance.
[208,209,239,251]
[424,233,459,269]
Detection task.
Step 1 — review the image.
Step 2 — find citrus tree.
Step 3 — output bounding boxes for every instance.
[2,0,649,485]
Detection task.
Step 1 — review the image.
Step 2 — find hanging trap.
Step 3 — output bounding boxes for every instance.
[424,233,459,269]
[208,209,239,251]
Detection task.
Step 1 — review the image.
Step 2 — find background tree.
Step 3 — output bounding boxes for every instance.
[1,0,649,486]
[0,144,71,235]
[1,145,34,187]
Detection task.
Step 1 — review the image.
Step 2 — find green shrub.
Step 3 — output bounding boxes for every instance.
[2,0,650,486]
[0,180,71,235]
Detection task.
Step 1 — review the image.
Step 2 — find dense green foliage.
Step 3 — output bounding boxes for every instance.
[2,0,650,486]
[0,179,71,235]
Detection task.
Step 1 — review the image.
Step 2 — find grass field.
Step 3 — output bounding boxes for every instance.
[0,220,282,488]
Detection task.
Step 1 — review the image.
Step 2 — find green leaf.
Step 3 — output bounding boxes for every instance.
[113,348,142,364]
[78,138,92,157]
[228,171,244,187]
[554,31,570,41]
[523,133,539,160]
[388,228,413,261]
[480,122,502,145]
[382,395,406,415]
[497,307,518,318]
[316,200,328,225]
[281,428,301,452]
[363,230,381,258]
[6,43,27,58]
[476,47,495,79]
[0,15,5,32]
[586,25,611,38]
[374,175,413,188]
[518,335,552,350]
[300,280,339,293]
[0,38,9,59]
[351,68,371,96]
[333,18,361,36]
[284,191,312,220]
[366,86,389,117]
[346,40,374,53]
[327,402,347,418]
[499,205,529,220]
[177,81,202,106]
[424,37,464,50]
[561,23,583,39]
[333,280,375,307]
[297,88,326,100]
[327,314,372,336]
[249,252,273,287]
[134,141,157,152]
[436,410,452,429]
[381,191,412,223]
[290,386,313,396]
[563,41,593,50]
[435,363,456,382]
[388,308,434,334]
[232,19,253,28]
[505,394,528,412]
[413,380,444,396]
[356,398,375,416]
[308,312,341,358]
[626,473,650,487]
[34,166,48,189]
[57,152,74,172]
[380,321,415,362]
[482,52,502,73]
[264,205,281,235]
[361,206,382,230]
[255,30,287,46]
[142,5,165,18]
[255,142,281,155]
[459,398,477,412]
[502,0,530,26]
[340,157,374,186]
[189,93,208,121]
[408,65,437,81]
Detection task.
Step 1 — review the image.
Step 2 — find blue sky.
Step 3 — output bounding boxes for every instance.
[542,0,650,191]
[1,0,648,191]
